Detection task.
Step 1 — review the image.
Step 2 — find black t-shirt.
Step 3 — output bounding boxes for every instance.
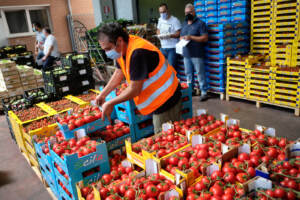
[116,48,181,114]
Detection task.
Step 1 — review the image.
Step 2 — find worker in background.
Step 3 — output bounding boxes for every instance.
[39,27,59,70]
[157,3,181,67]
[96,23,182,133]
[180,3,209,101]
[32,22,45,68]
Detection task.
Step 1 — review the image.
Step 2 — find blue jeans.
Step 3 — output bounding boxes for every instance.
[43,56,56,70]
[160,48,177,67]
[183,57,207,95]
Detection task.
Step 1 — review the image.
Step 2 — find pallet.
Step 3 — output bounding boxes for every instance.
[226,94,300,116]
[208,89,225,100]
[21,152,57,200]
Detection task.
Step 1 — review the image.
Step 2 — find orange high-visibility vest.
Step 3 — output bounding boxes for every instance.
[117,35,179,115]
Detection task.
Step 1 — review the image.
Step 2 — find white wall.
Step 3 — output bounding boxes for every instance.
[0,14,8,47]
[114,0,135,21]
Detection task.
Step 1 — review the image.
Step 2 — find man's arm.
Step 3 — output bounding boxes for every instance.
[170,30,180,38]
[156,29,160,35]
[189,34,208,42]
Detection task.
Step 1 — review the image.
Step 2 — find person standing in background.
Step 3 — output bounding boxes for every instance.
[180,3,209,101]
[157,3,181,67]
[39,27,60,70]
[32,22,45,67]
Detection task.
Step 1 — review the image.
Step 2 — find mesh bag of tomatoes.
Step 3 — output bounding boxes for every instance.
[173,114,224,136]
[80,173,182,200]
[187,174,247,200]
[249,186,300,200]
[269,158,300,193]
[161,141,227,183]
[89,122,131,143]
[131,130,188,158]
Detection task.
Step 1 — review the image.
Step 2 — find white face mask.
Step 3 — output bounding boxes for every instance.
[105,48,121,60]
[160,13,168,20]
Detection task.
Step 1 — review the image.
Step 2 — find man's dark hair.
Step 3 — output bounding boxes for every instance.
[43,27,51,34]
[97,22,129,44]
[159,3,168,10]
[33,22,42,28]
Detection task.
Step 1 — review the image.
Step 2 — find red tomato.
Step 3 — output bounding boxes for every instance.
[145,185,159,198]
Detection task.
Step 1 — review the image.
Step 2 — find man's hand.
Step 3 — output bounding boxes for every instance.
[101,101,114,123]
[95,93,106,106]
[183,35,192,40]
[42,56,47,61]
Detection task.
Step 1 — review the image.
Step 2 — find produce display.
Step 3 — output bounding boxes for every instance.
[25,88,50,103]
[76,91,97,102]
[89,122,131,142]
[23,116,56,132]
[47,99,79,112]
[2,95,31,112]
[14,106,47,122]
[252,187,298,200]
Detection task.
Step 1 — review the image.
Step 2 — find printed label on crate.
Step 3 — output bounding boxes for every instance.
[238,144,250,154]
[197,109,207,116]
[226,118,240,127]
[164,189,180,200]
[192,134,203,146]
[222,144,230,154]
[77,59,84,64]
[255,124,266,132]
[264,127,276,137]
[62,86,69,92]
[220,113,228,122]
[290,142,300,157]
[248,177,272,192]
[79,69,87,75]
[162,123,174,132]
[145,159,159,176]
[59,75,67,81]
[206,164,220,176]
[76,129,87,138]
[82,80,89,86]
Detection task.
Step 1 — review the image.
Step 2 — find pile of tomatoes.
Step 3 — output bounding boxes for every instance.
[187,175,246,200]
[255,187,298,200]
[56,105,103,131]
[162,141,222,177]
[15,106,47,122]
[34,130,65,155]
[173,114,224,136]
[116,83,128,96]
[47,99,79,112]
[24,116,56,132]
[132,129,188,158]
[89,122,130,142]
[51,136,99,159]
[76,91,97,102]
[270,159,300,192]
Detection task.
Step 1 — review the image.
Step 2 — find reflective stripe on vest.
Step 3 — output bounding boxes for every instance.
[137,71,175,110]
[142,61,168,90]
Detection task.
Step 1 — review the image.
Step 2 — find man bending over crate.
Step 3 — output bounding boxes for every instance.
[96,23,182,133]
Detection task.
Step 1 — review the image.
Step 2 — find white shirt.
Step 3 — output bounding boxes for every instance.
[157,15,181,49]
[36,31,45,52]
[44,34,59,58]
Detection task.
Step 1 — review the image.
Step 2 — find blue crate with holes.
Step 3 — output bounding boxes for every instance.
[236,28,249,35]
[231,14,249,22]
[218,16,231,24]
[131,119,154,141]
[219,0,231,3]
[205,63,226,74]
[236,35,249,43]
[206,71,225,80]
[232,1,248,8]
[206,17,218,24]
[218,2,231,10]
[231,7,248,15]
[50,140,110,200]
[208,23,234,32]
[234,21,249,29]
[181,86,192,120]
[208,37,235,46]
[205,0,217,5]
[206,10,218,17]
[194,0,205,6]
[235,42,249,50]
[34,142,60,199]
[218,9,231,17]
[209,29,236,39]
[206,44,236,53]
[205,4,217,11]
[195,6,206,13]
[208,86,226,93]
[208,79,226,88]
[206,50,236,61]
[196,12,206,18]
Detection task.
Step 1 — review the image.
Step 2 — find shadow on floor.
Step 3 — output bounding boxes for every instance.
[0,171,13,187]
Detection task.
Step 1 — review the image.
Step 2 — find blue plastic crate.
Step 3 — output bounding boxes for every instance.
[58,117,110,140]
[205,4,217,11]
[205,64,226,74]
[208,23,234,32]
[206,44,236,52]
[232,1,248,8]
[106,134,131,151]
[208,78,226,87]
[235,27,249,35]
[40,165,60,199]
[231,7,248,15]
[206,10,218,17]
[209,30,236,39]
[208,37,235,46]
[195,6,206,13]
[208,86,226,93]
[131,120,154,141]
[233,21,249,29]
[196,12,206,18]
[235,41,249,49]
[231,14,249,22]
[236,35,249,42]
[181,100,193,120]
[218,2,231,10]
[49,140,110,184]
[205,0,217,5]
[206,50,235,60]
[235,48,249,55]
[206,17,218,24]
[218,9,231,17]
[206,71,225,79]
[194,0,205,6]
[219,0,231,3]
[177,74,187,81]
[218,16,231,24]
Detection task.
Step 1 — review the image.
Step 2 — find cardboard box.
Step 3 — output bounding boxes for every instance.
[7,88,23,96]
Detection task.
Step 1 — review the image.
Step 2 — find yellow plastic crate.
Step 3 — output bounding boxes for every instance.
[36,102,57,115]
[64,95,89,106]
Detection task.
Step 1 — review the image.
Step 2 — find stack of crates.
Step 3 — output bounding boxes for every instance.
[206,21,250,92]
[195,0,249,24]
[250,0,273,55]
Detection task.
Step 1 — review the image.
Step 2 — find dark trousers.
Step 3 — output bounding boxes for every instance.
[43,56,56,70]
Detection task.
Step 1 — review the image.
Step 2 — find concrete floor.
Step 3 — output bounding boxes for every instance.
[0,96,299,200]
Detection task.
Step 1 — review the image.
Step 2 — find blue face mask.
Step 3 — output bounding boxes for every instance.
[33,27,36,32]
[160,13,168,20]
[105,48,121,60]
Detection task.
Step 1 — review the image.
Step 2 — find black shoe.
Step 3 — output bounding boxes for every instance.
[199,94,209,101]
[192,89,198,96]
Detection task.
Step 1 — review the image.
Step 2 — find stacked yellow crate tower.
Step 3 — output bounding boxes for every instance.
[226,0,300,116]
